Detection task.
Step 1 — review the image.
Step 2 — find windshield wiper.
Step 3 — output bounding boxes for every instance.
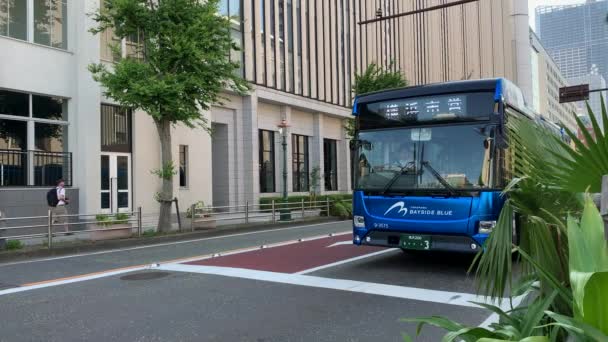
[380,161,416,195]
[421,161,457,197]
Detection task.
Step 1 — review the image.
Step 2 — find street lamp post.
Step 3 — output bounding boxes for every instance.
[278,119,291,221]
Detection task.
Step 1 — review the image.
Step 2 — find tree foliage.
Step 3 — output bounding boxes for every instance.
[351,62,408,97]
[89,0,249,129]
[89,0,249,231]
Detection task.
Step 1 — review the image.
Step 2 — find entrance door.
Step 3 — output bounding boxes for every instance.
[101,153,132,213]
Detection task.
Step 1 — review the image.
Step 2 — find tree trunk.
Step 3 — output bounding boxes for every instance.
[156,119,173,232]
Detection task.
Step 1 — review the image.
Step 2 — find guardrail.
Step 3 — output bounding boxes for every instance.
[0,199,337,249]
[0,208,142,249]
[188,198,332,232]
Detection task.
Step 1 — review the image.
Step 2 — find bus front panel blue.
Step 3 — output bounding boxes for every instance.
[352,191,504,249]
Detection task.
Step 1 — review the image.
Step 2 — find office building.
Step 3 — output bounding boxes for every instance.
[0,0,532,218]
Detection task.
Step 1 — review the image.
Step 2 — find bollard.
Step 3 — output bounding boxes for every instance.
[190,204,196,232]
[245,201,249,224]
[137,207,143,237]
[47,209,53,249]
[271,200,276,223]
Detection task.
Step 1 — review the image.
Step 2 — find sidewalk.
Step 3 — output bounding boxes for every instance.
[0,216,344,262]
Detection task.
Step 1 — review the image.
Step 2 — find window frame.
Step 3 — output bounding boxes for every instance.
[179,145,188,188]
[259,129,276,193]
[1,0,69,50]
[292,134,309,192]
[323,138,338,191]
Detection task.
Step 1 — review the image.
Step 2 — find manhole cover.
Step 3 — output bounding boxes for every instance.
[120,271,170,281]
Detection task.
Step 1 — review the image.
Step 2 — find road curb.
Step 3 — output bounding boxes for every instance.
[0,217,344,262]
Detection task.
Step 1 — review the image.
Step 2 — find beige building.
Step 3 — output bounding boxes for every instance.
[0,0,534,219]
[530,30,578,132]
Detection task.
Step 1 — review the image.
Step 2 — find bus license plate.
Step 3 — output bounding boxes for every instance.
[400,234,431,250]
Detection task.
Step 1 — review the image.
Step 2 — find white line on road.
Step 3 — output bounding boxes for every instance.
[0,221,350,267]
[0,265,153,296]
[156,263,509,309]
[295,249,398,274]
[326,241,353,248]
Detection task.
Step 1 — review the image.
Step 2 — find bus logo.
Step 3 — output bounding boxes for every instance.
[384,202,408,216]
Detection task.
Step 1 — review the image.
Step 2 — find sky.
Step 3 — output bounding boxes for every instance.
[528,0,586,30]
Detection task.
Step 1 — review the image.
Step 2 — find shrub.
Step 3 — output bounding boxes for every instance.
[142,229,158,238]
[186,201,212,218]
[6,240,24,250]
[96,213,130,227]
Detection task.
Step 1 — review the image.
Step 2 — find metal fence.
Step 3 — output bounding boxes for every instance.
[0,150,72,187]
[0,199,335,249]
[188,199,332,231]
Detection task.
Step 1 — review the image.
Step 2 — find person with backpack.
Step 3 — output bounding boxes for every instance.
[47,179,70,234]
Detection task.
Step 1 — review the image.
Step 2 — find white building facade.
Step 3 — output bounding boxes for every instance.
[0,0,352,218]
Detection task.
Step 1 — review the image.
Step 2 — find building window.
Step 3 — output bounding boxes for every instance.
[0,0,27,40]
[101,104,131,153]
[0,89,70,187]
[292,134,309,192]
[34,0,68,49]
[259,129,275,193]
[179,145,188,188]
[323,139,337,191]
[0,0,67,49]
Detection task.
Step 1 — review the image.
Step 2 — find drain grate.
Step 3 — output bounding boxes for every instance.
[120,271,170,281]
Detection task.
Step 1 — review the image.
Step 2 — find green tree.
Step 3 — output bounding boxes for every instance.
[89,0,249,232]
[347,62,407,138]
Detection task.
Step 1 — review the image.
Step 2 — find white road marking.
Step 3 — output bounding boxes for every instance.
[295,249,398,274]
[0,221,350,267]
[326,241,353,248]
[0,265,153,296]
[157,263,510,309]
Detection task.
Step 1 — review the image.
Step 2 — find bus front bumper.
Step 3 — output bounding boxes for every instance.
[354,229,485,253]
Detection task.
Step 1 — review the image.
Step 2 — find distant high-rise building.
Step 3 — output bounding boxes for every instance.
[536,0,608,131]
[536,0,608,81]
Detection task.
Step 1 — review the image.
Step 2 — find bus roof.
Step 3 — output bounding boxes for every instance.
[353,78,530,116]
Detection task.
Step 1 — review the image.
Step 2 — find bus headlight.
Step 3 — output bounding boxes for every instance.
[479,221,497,234]
[353,215,366,228]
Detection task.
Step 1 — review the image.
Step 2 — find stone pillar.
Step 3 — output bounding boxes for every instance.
[241,93,260,205]
[311,113,324,193]
[74,0,102,214]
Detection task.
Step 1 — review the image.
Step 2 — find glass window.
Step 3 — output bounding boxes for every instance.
[219,0,228,16]
[35,122,65,152]
[33,95,66,120]
[356,124,497,193]
[101,104,131,153]
[0,119,27,150]
[323,139,338,191]
[292,134,309,192]
[229,0,240,18]
[0,90,29,117]
[179,145,188,188]
[259,130,275,193]
[0,0,27,40]
[0,120,27,186]
[34,0,68,49]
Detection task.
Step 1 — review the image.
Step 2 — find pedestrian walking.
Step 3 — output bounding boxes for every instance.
[47,179,70,234]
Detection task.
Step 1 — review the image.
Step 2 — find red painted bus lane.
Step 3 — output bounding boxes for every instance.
[184,235,384,274]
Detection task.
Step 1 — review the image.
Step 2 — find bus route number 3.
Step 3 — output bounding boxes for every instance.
[373,223,389,229]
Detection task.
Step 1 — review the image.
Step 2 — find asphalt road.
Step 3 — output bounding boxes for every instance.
[0,221,495,342]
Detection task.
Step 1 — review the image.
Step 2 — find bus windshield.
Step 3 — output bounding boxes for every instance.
[356,123,497,193]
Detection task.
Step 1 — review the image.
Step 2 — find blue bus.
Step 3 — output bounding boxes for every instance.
[351,78,533,253]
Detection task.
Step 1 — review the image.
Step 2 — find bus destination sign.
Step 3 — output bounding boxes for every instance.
[379,95,467,121]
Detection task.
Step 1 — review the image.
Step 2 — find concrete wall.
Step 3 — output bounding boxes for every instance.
[0,188,79,219]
